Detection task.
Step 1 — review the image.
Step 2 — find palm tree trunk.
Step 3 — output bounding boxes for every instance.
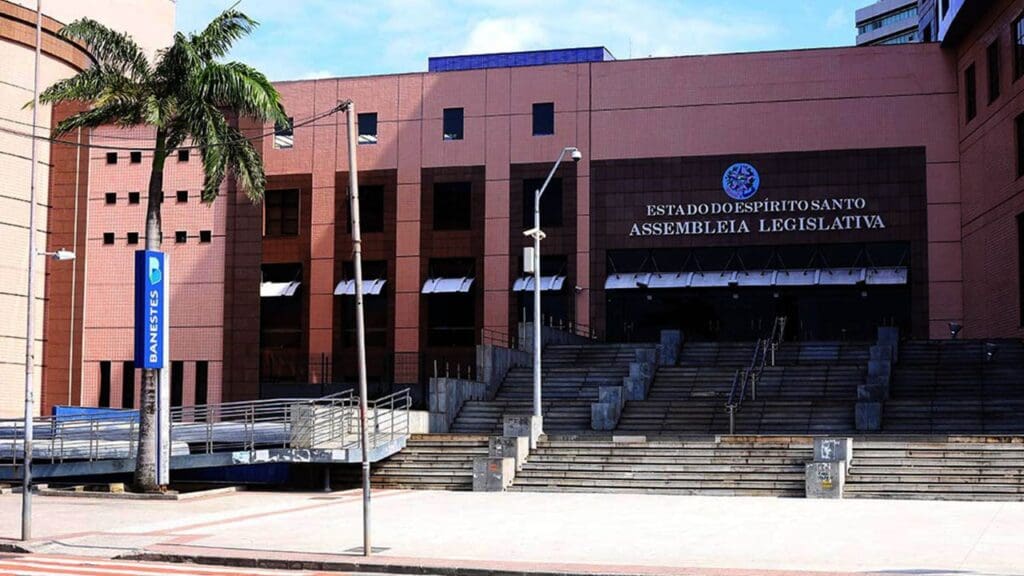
[134,131,167,493]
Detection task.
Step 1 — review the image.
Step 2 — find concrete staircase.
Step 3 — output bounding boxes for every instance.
[846,439,1024,501]
[617,342,868,435]
[509,437,812,497]
[883,340,1024,434]
[449,343,648,434]
[355,434,489,490]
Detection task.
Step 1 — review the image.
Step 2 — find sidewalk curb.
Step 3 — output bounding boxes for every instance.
[122,552,659,576]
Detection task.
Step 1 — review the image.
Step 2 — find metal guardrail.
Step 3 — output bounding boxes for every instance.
[726,316,786,434]
[0,388,411,467]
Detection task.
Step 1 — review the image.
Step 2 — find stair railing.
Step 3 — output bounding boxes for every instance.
[725,316,786,434]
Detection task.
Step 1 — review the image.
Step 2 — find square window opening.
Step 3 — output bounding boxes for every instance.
[103,232,115,245]
[127,232,139,245]
[176,190,188,203]
[128,192,140,204]
[433,181,472,230]
[130,151,142,164]
[175,231,187,244]
[104,192,116,205]
[106,152,117,165]
[274,117,294,149]
[200,230,212,243]
[178,149,190,162]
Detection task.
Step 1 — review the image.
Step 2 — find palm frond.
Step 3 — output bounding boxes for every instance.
[191,9,257,60]
[52,100,147,136]
[58,18,150,82]
[193,61,287,123]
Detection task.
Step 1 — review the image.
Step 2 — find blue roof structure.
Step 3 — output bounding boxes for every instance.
[428,47,614,73]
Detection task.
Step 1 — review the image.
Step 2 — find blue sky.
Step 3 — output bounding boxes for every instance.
[176,1,862,81]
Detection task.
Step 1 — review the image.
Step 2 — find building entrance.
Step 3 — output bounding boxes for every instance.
[603,243,911,342]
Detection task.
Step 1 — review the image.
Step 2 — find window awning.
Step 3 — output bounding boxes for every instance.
[422,277,474,294]
[512,275,566,292]
[602,267,907,290]
[866,267,908,285]
[260,281,301,298]
[334,278,387,296]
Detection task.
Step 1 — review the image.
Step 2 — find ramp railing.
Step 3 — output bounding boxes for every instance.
[0,388,412,469]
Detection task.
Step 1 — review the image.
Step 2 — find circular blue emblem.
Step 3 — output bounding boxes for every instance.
[722,163,760,201]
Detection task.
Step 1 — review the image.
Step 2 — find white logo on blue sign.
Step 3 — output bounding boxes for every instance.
[722,163,760,201]
[148,256,162,284]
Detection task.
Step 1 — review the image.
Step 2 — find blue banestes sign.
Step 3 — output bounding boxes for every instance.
[134,250,168,369]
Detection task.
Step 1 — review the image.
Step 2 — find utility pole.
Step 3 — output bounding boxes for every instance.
[342,100,372,556]
[21,0,43,542]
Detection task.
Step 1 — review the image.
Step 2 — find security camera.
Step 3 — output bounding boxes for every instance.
[570,148,582,162]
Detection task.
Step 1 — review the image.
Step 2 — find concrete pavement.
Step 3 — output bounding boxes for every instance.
[0,489,1021,575]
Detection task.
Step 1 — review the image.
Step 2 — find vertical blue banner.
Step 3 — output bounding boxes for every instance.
[134,250,168,369]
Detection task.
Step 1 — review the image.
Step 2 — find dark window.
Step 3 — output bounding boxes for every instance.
[522,177,563,228]
[127,232,139,245]
[128,191,140,204]
[105,192,116,205]
[426,258,476,347]
[923,24,932,43]
[98,361,111,408]
[1019,213,1024,326]
[1017,113,1024,178]
[106,152,117,165]
[988,39,1001,103]
[178,149,190,162]
[103,232,115,245]
[195,361,208,405]
[340,261,388,347]
[358,113,378,144]
[347,185,384,233]
[199,230,212,243]
[130,151,142,164]
[442,107,464,140]
[176,190,188,203]
[964,63,977,122]
[265,189,300,236]
[274,117,294,149]
[433,181,472,230]
[1015,15,1024,80]
[532,102,554,136]
[940,0,949,18]
[170,361,184,407]
[175,230,187,243]
[121,361,135,409]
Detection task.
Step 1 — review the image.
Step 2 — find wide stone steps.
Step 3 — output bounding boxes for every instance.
[363,434,489,491]
[510,439,813,497]
[846,440,1024,501]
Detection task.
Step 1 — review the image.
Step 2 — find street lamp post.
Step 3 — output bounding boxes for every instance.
[525,147,581,424]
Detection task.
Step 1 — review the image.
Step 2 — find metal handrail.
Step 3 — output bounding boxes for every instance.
[0,387,414,465]
[725,316,787,434]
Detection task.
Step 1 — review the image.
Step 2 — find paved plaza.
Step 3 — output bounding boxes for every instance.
[0,489,1021,575]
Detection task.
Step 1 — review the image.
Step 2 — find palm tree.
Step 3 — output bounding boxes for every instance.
[38,9,288,492]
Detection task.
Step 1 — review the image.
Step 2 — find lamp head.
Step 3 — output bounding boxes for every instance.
[51,249,76,261]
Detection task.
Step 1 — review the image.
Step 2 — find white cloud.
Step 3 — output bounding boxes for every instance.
[298,69,335,80]
[461,16,548,54]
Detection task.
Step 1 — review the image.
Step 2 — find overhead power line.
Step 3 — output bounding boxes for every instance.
[0,102,346,151]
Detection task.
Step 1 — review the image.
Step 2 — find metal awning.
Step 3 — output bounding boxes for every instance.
[866,267,908,285]
[512,275,566,292]
[334,278,387,296]
[260,281,301,298]
[602,267,908,289]
[421,277,474,294]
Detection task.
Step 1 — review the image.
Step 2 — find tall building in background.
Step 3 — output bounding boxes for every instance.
[0,0,174,417]
[856,0,920,45]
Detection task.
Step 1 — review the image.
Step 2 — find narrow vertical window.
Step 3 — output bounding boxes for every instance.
[1015,15,1024,80]
[443,107,464,140]
[988,39,1001,103]
[99,361,111,408]
[964,63,977,122]
[171,360,184,407]
[1016,112,1024,178]
[532,102,554,136]
[1019,213,1024,326]
[195,361,209,406]
[358,113,378,144]
[274,117,294,149]
[121,361,135,409]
